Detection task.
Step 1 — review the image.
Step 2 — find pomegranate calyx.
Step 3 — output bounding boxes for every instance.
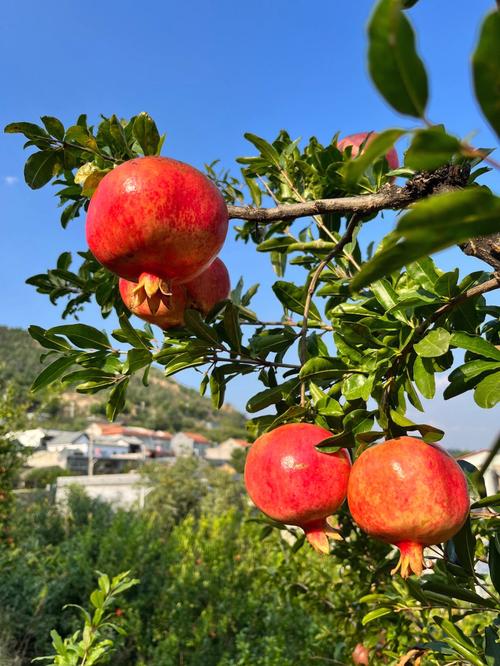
[391,541,424,578]
[136,272,172,299]
[304,519,342,554]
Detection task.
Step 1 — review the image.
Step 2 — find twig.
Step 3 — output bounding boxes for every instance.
[299,215,361,406]
[208,354,300,371]
[240,319,334,331]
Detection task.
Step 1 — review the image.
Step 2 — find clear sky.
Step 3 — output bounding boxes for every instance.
[1,0,498,450]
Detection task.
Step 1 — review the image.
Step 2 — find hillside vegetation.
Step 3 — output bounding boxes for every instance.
[0,326,246,440]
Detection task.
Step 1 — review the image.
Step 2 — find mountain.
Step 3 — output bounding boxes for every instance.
[0,325,247,441]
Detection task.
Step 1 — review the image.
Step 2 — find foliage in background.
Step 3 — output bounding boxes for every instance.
[1,459,496,666]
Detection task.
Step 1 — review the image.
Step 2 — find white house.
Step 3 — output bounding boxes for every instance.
[205,438,249,464]
[171,432,212,457]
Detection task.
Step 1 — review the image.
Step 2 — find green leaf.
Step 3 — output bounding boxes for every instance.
[448,517,475,575]
[28,325,73,352]
[123,348,152,374]
[246,381,298,413]
[342,374,374,401]
[341,129,405,183]
[50,324,111,350]
[209,370,225,409]
[116,313,151,350]
[413,356,435,398]
[421,580,496,608]
[223,303,242,353]
[183,309,220,346]
[450,331,500,361]
[106,378,129,421]
[362,607,393,625]
[489,532,500,595]
[31,356,77,392]
[24,150,62,189]
[405,128,461,171]
[4,121,49,141]
[414,328,451,358]
[133,112,161,156]
[473,11,500,137]
[474,372,500,409]
[368,0,428,117]
[41,115,65,140]
[272,281,321,320]
[351,189,500,291]
[299,356,346,381]
[243,133,282,168]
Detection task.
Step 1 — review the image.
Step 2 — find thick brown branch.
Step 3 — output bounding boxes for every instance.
[461,233,500,272]
[227,165,470,222]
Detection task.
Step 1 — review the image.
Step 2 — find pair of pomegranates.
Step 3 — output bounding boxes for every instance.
[244,423,470,578]
[86,155,230,328]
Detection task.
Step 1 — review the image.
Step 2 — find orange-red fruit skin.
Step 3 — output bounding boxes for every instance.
[244,423,351,544]
[338,131,399,171]
[347,437,469,575]
[86,156,228,283]
[186,258,230,313]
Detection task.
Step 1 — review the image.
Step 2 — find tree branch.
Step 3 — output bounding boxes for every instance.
[227,165,470,222]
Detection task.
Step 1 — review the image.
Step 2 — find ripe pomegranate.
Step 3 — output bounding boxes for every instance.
[186,257,230,314]
[352,643,370,665]
[119,258,230,329]
[347,437,469,578]
[86,156,228,285]
[337,131,399,171]
[244,423,352,553]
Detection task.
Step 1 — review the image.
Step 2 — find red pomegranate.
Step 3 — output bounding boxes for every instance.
[347,437,469,578]
[352,643,370,665]
[186,257,230,313]
[119,258,230,329]
[337,132,399,171]
[244,423,352,553]
[86,156,228,285]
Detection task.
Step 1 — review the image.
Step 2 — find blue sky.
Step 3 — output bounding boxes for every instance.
[1,0,498,449]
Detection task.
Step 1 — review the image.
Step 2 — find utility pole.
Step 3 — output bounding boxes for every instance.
[86,423,101,477]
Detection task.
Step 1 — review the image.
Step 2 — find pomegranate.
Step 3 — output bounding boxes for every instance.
[352,643,370,665]
[186,257,230,314]
[86,156,228,285]
[347,437,469,578]
[337,132,399,171]
[119,258,230,329]
[244,423,351,553]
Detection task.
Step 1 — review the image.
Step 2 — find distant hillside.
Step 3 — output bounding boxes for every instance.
[0,325,247,441]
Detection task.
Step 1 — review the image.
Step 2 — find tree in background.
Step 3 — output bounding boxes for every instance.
[4,0,500,663]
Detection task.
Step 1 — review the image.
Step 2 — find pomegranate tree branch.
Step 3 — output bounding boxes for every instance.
[227,165,469,223]
[298,214,361,406]
[208,354,300,371]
